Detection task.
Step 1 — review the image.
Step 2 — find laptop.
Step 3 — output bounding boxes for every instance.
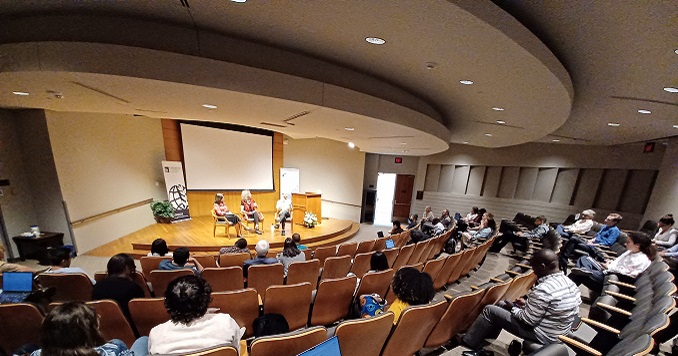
[0,272,33,304]
[385,238,395,249]
[298,336,341,356]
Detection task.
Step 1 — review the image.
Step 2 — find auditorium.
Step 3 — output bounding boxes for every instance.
[0,1,676,356]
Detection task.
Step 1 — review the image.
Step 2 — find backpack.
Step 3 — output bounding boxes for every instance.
[350,294,386,319]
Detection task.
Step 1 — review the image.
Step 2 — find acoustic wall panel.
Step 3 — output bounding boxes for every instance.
[573,169,604,207]
[618,170,657,214]
[594,169,628,210]
[482,166,502,198]
[551,168,579,204]
[515,167,539,200]
[533,168,558,202]
[467,166,486,196]
[424,164,441,191]
[498,167,520,199]
[451,165,470,194]
[438,165,455,192]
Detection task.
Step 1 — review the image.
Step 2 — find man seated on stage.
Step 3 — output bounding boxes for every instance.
[460,249,581,356]
[555,209,596,239]
[241,190,263,235]
[292,233,307,250]
[43,246,96,284]
[274,193,292,236]
[243,240,278,277]
[559,213,622,272]
[219,238,251,256]
[213,193,243,238]
[159,247,204,275]
[489,215,549,253]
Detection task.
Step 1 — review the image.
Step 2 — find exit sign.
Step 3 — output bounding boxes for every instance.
[395,157,403,164]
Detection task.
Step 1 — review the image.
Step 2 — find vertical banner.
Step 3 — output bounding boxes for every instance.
[162,161,191,222]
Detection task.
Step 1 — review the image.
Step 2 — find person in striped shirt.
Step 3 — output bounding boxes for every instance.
[461,249,581,356]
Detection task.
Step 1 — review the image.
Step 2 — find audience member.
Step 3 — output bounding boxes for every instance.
[43,247,95,284]
[292,233,307,250]
[460,249,581,356]
[461,214,496,247]
[30,302,146,356]
[146,275,243,355]
[390,220,404,235]
[92,254,144,322]
[0,243,37,273]
[219,238,251,255]
[422,206,434,223]
[406,214,419,230]
[568,231,654,294]
[490,215,548,253]
[370,251,390,272]
[387,267,435,325]
[463,206,480,224]
[559,213,622,271]
[276,238,305,276]
[555,209,596,239]
[159,247,203,274]
[148,238,172,257]
[213,193,243,238]
[653,214,677,248]
[274,193,292,236]
[422,218,445,238]
[440,209,455,230]
[243,240,278,277]
[241,190,263,235]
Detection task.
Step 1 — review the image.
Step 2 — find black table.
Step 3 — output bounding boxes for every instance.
[12,232,65,262]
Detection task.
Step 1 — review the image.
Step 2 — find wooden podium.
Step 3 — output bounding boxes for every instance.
[292,193,322,225]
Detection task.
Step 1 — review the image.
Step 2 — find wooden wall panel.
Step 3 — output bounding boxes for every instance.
[466,166,486,196]
[424,164,441,191]
[573,169,603,208]
[618,170,656,214]
[551,168,579,204]
[515,167,538,200]
[438,165,455,192]
[481,166,502,198]
[594,169,628,211]
[532,168,558,202]
[451,165,470,195]
[498,167,520,199]
[161,119,183,162]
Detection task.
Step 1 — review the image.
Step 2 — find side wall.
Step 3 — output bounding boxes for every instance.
[643,138,678,222]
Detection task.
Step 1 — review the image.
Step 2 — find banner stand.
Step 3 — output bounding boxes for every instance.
[162,161,191,223]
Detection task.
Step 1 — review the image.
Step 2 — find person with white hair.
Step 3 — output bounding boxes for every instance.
[243,240,278,277]
[555,209,596,240]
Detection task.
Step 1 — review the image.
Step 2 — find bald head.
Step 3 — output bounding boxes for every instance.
[530,249,560,277]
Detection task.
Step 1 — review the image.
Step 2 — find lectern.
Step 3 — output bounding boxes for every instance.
[292,192,322,225]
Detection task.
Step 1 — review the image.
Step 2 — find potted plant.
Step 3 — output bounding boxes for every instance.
[151,200,175,223]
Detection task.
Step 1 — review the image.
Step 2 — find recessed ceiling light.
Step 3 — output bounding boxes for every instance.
[675,49,678,55]
[459,80,474,85]
[344,127,355,131]
[552,139,560,142]
[462,141,469,144]
[608,122,620,127]
[403,150,409,153]
[492,107,504,111]
[496,120,506,125]
[425,62,437,69]
[638,109,652,114]
[664,87,678,93]
[365,37,385,45]
[348,142,355,148]
[399,142,407,145]
[12,91,29,96]
[202,104,217,109]
[674,125,678,129]
[231,0,247,2]
[484,133,493,137]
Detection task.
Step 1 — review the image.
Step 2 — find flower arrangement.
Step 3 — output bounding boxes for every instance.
[303,211,318,228]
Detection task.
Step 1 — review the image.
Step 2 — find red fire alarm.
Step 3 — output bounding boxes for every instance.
[395,157,403,164]
[644,142,655,153]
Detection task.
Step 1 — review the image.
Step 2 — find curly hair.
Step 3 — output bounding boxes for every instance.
[164,275,212,325]
[41,302,105,356]
[391,267,435,305]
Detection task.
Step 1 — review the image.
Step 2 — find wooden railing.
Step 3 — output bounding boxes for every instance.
[70,198,154,226]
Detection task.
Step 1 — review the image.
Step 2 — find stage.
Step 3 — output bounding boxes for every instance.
[85,216,359,258]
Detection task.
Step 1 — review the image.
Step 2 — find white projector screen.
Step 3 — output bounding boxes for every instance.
[181,123,274,190]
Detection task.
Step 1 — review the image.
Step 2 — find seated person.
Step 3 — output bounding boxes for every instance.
[653,214,677,248]
[489,215,548,253]
[461,249,581,356]
[440,209,455,230]
[559,213,622,271]
[92,254,144,322]
[422,218,445,238]
[0,243,37,273]
[243,240,278,277]
[406,214,419,230]
[219,238,251,255]
[159,247,204,274]
[387,267,435,325]
[468,208,486,228]
[276,238,305,276]
[30,302,146,356]
[555,209,596,239]
[569,231,654,294]
[147,275,244,355]
[462,213,496,247]
[214,193,243,238]
[422,206,434,223]
[148,238,172,257]
[463,206,480,224]
[241,189,263,235]
[292,233,307,250]
[43,246,96,284]
[274,193,292,236]
[389,220,404,235]
[369,251,390,272]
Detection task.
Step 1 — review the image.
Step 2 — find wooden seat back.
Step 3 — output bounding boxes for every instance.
[202,267,244,292]
[211,288,260,339]
[247,263,284,299]
[263,282,313,330]
[381,300,448,356]
[335,312,394,356]
[310,275,357,326]
[37,273,94,302]
[286,259,320,288]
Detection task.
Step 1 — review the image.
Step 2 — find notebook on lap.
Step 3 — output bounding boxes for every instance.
[0,271,33,304]
[298,336,341,356]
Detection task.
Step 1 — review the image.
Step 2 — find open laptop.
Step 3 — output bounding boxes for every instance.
[385,238,395,249]
[298,336,341,356]
[0,271,33,304]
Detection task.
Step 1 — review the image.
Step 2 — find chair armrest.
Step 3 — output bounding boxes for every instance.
[558,335,602,356]
[604,290,636,302]
[470,285,480,290]
[444,294,455,301]
[505,270,520,276]
[515,263,531,269]
[608,279,636,290]
[595,302,632,316]
[490,277,506,283]
[532,241,543,246]
[581,317,621,335]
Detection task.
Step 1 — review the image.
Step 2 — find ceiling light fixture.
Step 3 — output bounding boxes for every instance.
[403,150,409,153]
[675,49,678,55]
[12,91,29,96]
[202,104,217,109]
[492,107,504,111]
[638,109,652,114]
[348,142,355,148]
[425,62,437,69]
[484,133,493,137]
[674,125,678,129]
[365,37,385,45]
[231,0,247,2]
[462,141,469,144]
[552,139,560,142]
[399,142,407,145]
[496,120,506,125]
[344,127,355,131]
[459,80,474,85]
[608,122,620,127]
[664,87,678,93]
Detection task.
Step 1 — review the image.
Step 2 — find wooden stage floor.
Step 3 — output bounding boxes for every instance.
[86,216,359,258]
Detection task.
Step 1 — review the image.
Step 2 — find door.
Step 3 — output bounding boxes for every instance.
[392,174,415,221]
[374,173,397,226]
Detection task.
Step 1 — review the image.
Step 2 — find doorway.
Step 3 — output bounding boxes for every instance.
[374,173,396,226]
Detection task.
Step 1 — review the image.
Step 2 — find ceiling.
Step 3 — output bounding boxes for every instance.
[0,0,675,154]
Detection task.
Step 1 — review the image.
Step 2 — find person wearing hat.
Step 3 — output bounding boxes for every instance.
[243,240,278,277]
[555,209,596,240]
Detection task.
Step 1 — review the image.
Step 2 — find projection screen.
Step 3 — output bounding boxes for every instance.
[180,123,274,190]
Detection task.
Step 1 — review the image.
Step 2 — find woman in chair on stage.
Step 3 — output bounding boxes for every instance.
[241,190,263,235]
[213,193,243,238]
